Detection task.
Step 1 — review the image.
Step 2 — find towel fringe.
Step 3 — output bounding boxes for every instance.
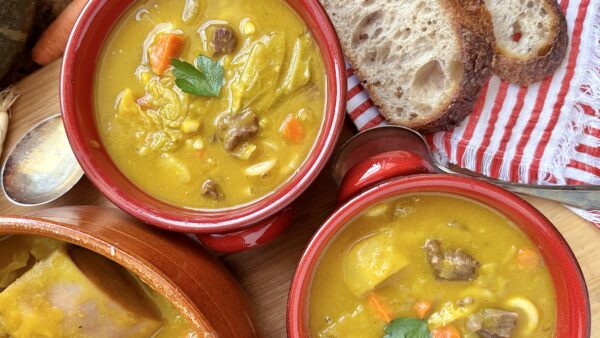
[542,8,600,186]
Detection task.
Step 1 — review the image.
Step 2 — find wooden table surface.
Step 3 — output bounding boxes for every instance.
[2,61,599,337]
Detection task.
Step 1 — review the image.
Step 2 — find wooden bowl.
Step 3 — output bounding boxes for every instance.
[0,206,258,337]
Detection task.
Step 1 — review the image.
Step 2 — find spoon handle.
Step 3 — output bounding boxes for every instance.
[489,182,600,210]
[440,164,600,210]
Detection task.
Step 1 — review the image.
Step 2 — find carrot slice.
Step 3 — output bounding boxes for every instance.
[412,300,432,319]
[280,114,304,143]
[148,34,186,76]
[516,248,540,269]
[367,293,393,323]
[431,325,461,338]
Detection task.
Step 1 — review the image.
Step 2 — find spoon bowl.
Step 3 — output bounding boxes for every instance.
[1,114,83,206]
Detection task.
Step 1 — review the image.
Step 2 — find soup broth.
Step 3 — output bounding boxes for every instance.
[0,235,195,337]
[95,0,326,209]
[309,194,556,338]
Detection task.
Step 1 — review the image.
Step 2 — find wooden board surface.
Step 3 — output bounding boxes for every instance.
[2,61,599,337]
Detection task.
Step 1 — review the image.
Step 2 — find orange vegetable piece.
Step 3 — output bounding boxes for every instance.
[516,248,540,269]
[280,114,304,143]
[412,300,432,319]
[148,34,186,76]
[32,0,88,65]
[367,293,394,323]
[431,325,461,338]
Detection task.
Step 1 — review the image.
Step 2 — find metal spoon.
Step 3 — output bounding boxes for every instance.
[1,114,83,206]
[333,126,600,211]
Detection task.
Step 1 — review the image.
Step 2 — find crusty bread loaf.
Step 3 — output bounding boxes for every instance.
[320,0,495,133]
[485,0,568,85]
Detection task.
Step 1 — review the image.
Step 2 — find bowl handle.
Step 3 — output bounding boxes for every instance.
[196,206,293,253]
[338,150,435,203]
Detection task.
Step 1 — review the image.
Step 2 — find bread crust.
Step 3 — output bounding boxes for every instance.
[374,0,495,133]
[492,0,568,85]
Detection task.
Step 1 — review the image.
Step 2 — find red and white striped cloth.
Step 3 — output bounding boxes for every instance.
[346,0,600,226]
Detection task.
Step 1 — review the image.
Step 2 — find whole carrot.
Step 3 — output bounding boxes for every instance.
[32,0,88,65]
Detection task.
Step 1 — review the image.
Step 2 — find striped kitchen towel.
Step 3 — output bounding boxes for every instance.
[346,0,600,226]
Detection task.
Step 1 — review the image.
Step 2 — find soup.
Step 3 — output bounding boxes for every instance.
[0,235,195,337]
[95,0,326,209]
[309,194,556,338]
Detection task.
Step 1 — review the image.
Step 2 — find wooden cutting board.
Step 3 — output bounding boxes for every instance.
[2,61,599,337]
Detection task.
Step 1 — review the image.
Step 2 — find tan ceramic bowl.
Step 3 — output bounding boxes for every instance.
[0,206,257,337]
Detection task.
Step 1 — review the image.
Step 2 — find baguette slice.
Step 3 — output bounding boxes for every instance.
[320,0,495,133]
[485,0,568,85]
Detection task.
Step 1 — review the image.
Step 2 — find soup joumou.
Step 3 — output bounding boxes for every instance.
[95,0,326,209]
[309,194,556,338]
[0,235,195,337]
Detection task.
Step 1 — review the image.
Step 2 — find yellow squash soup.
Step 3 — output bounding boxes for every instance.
[95,0,325,209]
[0,235,195,338]
[309,194,556,338]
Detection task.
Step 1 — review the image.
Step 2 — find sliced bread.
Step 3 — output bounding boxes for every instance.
[485,0,568,85]
[320,0,495,133]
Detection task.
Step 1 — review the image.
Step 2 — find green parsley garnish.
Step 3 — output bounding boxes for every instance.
[172,55,224,97]
[383,318,430,338]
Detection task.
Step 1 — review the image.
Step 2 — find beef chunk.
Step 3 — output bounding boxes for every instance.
[211,25,237,55]
[466,309,519,338]
[201,179,223,200]
[217,110,259,151]
[424,239,480,281]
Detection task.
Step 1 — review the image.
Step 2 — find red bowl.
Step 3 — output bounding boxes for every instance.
[60,0,346,252]
[287,175,590,337]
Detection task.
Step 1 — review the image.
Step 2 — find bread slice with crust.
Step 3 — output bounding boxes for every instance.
[485,0,568,85]
[320,0,495,133]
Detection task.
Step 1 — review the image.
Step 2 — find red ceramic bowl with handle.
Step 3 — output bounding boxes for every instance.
[60,0,346,253]
[287,129,590,338]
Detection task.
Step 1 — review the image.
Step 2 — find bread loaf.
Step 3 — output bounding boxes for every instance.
[485,0,568,85]
[320,0,495,132]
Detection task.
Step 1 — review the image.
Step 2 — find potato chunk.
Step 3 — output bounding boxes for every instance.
[0,247,162,337]
[343,231,408,297]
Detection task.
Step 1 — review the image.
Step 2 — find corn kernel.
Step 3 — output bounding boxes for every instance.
[258,118,270,128]
[181,119,201,133]
[192,138,204,150]
[242,21,256,35]
[140,71,152,85]
[297,108,313,122]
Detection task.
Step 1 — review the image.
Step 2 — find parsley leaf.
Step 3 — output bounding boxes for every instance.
[383,318,430,338]
[172,55,224,97]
